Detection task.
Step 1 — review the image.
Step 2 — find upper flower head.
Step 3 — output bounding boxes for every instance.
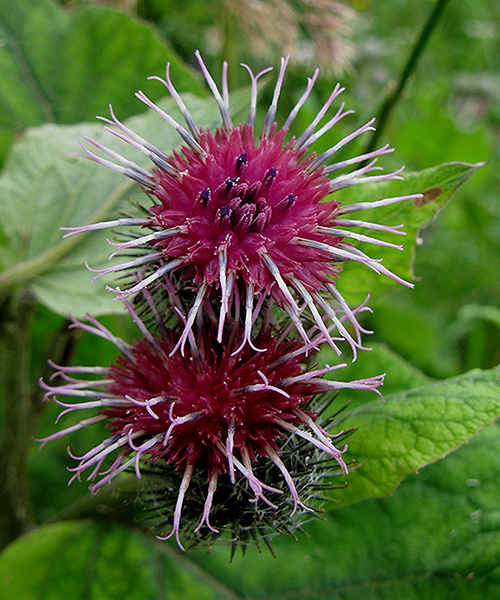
[39,300,384,550]
[64,52,418,356]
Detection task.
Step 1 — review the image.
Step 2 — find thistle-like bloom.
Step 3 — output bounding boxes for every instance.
[40,303,384,550]
[64,52,418,356]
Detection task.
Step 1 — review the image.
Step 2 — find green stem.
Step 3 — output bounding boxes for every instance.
[0,297,85,550]
[364,0,452,154]
[53,475,141,525]
[218,0,239,85]
[0,235,83,296]
[157,543,245,600]
[0,179,133,297]
[32,317,82,428]
[0,292,36,549]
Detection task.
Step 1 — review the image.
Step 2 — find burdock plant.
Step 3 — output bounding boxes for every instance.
[40,301,384,550]
[41,53,415,551]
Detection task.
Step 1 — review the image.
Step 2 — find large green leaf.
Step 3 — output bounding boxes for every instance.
[4,422,500,598]
[326,364,500,507]
[189,420,500,599]
[336,161,484,303]
[0,93,248,316]
[0,521,220,600]
[0,0,199,164]
[319,341,431,408]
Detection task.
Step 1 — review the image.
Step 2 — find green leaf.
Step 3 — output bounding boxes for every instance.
[336,161,484,303]
[0,0,200,164]
[8,424,500,598]
[319,342,431,409]
[189,421,500,599]
[0,92,248,316]
[326,364,500,507]
[0,521,221,600]
[457,304,500,330]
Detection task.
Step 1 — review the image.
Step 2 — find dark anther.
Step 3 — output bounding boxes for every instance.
[236,153,248,172]
[220,205,231,219]
[265,167,277,180]
[286,193,296,207]
[225,176,239,194]
[200,187,211,205]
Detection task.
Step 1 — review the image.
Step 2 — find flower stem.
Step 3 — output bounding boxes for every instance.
[218,0,240,86]
[52,475,141,524]
[0,297,82,550]
[0,292,36,549]
[364,0,452,154]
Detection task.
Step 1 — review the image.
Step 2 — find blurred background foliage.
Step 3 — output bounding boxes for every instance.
[1,0,500,596]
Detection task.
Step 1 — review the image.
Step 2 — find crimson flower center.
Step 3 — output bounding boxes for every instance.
[106,337,307,472]
[150,125,333,289]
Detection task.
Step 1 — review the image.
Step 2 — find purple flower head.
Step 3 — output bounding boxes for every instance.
[64,53,418,358]
[39,301,384,551]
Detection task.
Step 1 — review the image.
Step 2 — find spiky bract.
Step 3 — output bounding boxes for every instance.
[65,52,418,357]
[40,307,383,549]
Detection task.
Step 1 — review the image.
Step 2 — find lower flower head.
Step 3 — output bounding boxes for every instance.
[39,303,384,550]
